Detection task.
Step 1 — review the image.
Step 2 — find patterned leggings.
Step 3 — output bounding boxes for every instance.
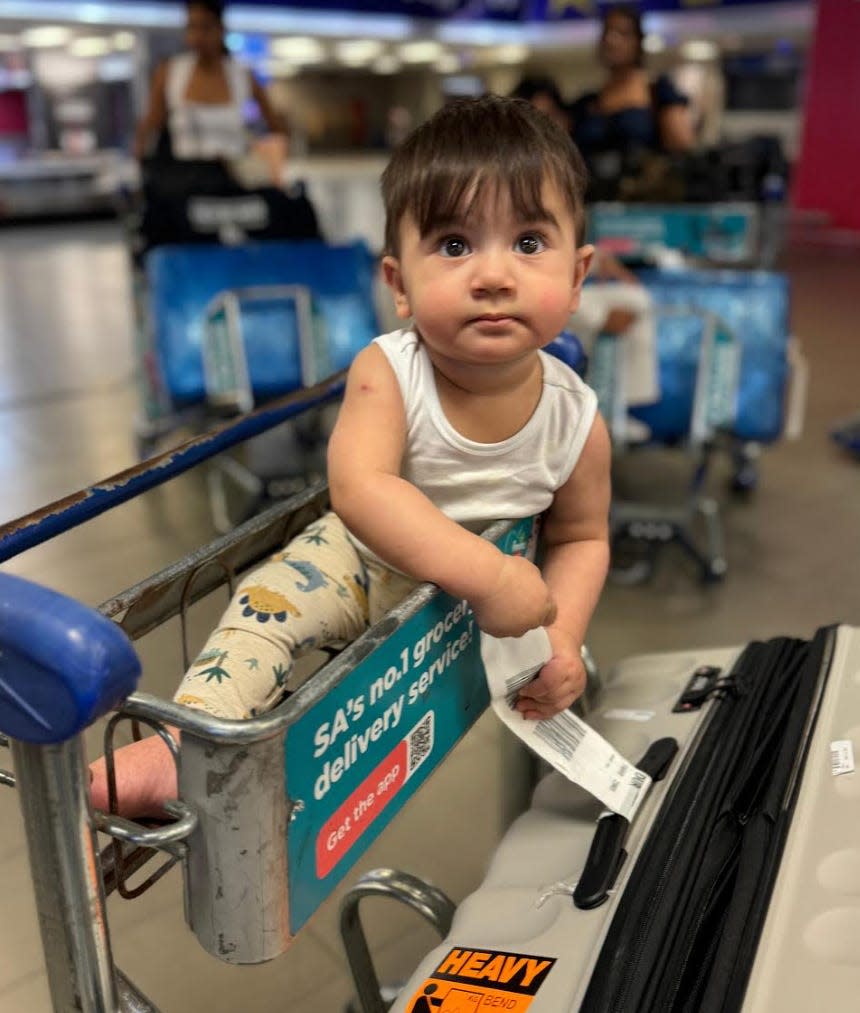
[174,512,418,719]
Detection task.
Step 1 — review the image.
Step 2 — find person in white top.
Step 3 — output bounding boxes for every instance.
[91,96,611,817]
[133,0,287,164]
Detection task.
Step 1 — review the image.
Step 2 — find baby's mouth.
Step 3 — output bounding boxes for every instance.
[470,313,518,325]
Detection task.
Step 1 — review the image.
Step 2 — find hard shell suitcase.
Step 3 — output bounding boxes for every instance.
[389,624,860,1012]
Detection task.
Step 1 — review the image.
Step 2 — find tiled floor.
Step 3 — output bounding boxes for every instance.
[0,221,858,1012]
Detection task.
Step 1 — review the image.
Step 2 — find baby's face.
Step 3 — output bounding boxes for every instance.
[384,178,589,371]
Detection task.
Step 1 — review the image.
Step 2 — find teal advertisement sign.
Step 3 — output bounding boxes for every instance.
[589,205,757,263]
[285,517,537,932]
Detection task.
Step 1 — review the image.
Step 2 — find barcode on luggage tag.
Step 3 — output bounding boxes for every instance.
[622,770,649,817]
[830,739,855,777]
[407,712,434,776]
[629,770,647,790]
[534,712,586,761]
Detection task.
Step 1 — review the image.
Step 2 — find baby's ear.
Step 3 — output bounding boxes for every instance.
[569,244,595,312]
[382,255,412,320]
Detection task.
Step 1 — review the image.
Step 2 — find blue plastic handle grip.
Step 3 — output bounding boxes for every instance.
[0,573,141,744]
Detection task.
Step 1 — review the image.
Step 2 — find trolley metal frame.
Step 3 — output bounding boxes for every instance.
[0,384,548,1012]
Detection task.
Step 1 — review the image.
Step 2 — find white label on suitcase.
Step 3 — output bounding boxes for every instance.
[830,739,855,776]
[481,630,652,821]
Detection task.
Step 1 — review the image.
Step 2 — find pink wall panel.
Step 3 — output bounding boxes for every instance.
[793,0,860,231]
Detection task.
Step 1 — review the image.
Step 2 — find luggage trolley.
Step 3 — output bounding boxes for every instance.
[130,235,382,531]
[123,165,381,534]
[0,386,580,1011]
[581,204,806,582]
[587,201,781,270]
[123,165,320,446]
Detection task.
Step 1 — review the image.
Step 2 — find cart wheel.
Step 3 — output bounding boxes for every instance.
[702,558,727,584]
[730,461,759,495]
[609,535,656,585]
[730,443,760,496]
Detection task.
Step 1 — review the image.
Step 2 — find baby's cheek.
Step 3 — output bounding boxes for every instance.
[539,286,577,320]
[411,286,450,328]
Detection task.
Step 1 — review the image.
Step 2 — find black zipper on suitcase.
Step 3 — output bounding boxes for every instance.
[580,627,836,1013]
[699,625,836,1013]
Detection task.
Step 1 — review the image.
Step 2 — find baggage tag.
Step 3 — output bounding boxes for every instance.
[481,629,651,821]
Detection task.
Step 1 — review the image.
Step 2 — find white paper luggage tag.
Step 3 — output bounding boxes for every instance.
[481,628,651,821]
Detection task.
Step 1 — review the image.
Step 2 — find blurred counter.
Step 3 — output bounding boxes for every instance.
[0,151,136,220]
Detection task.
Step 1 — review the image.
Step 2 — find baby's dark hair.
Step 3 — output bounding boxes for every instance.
[381,95,588,257]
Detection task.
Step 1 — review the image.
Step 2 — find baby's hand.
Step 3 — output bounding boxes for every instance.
[470,554,556,639]
[516,626,587,720]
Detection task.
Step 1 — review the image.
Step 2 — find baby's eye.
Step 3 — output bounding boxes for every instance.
[515,233,545,255]
[439,236,470,258]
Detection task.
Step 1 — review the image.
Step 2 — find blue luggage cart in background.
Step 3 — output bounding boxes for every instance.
[577,199,804,582]
[130,237,380,529]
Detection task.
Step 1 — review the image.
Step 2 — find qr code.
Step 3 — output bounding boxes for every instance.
[406,712,434,777]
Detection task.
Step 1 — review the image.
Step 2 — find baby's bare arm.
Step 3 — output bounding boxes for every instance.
[541,414,612,646]
[327,346,553,635]
[516,416,611,718]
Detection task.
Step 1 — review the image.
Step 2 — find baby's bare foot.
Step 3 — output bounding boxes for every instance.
[89,732,179,819]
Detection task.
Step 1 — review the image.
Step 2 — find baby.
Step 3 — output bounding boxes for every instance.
[92,94,611,817]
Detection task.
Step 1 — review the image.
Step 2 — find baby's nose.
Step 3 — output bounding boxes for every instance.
[471,249,515,294]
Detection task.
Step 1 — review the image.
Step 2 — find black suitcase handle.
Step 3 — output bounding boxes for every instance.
[574,737,678,910]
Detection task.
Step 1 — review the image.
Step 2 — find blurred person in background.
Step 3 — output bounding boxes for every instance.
[512,75,662,432]
[570,3,694,201]
[134,0,289,187]
[510,75,571,134]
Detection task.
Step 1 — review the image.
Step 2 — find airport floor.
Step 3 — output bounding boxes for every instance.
[0,221,858,1012]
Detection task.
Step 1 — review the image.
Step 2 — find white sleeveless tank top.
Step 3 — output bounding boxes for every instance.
[165,52,250,160]
[349,328,598,565]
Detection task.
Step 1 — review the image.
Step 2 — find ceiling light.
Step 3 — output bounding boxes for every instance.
[372,54,402,74]
[435,53,461,74]
[270,36,326,64]
[22,25,72,49]
[113,32,136,52]
[643,34,665,55]
[334,39,384,66]
[495,43,528,64]
[71,37,112,58]
[680,39,719,62]
[398,40,444,64]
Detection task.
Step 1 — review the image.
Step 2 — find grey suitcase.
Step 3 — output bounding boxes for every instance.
[384,624,859,1012]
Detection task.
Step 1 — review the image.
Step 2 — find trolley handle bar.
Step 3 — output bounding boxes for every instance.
[0,374,344,564]
[0,572,140,743]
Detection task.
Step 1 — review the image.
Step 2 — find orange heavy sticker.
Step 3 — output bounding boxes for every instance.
[404,947,556,1012]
